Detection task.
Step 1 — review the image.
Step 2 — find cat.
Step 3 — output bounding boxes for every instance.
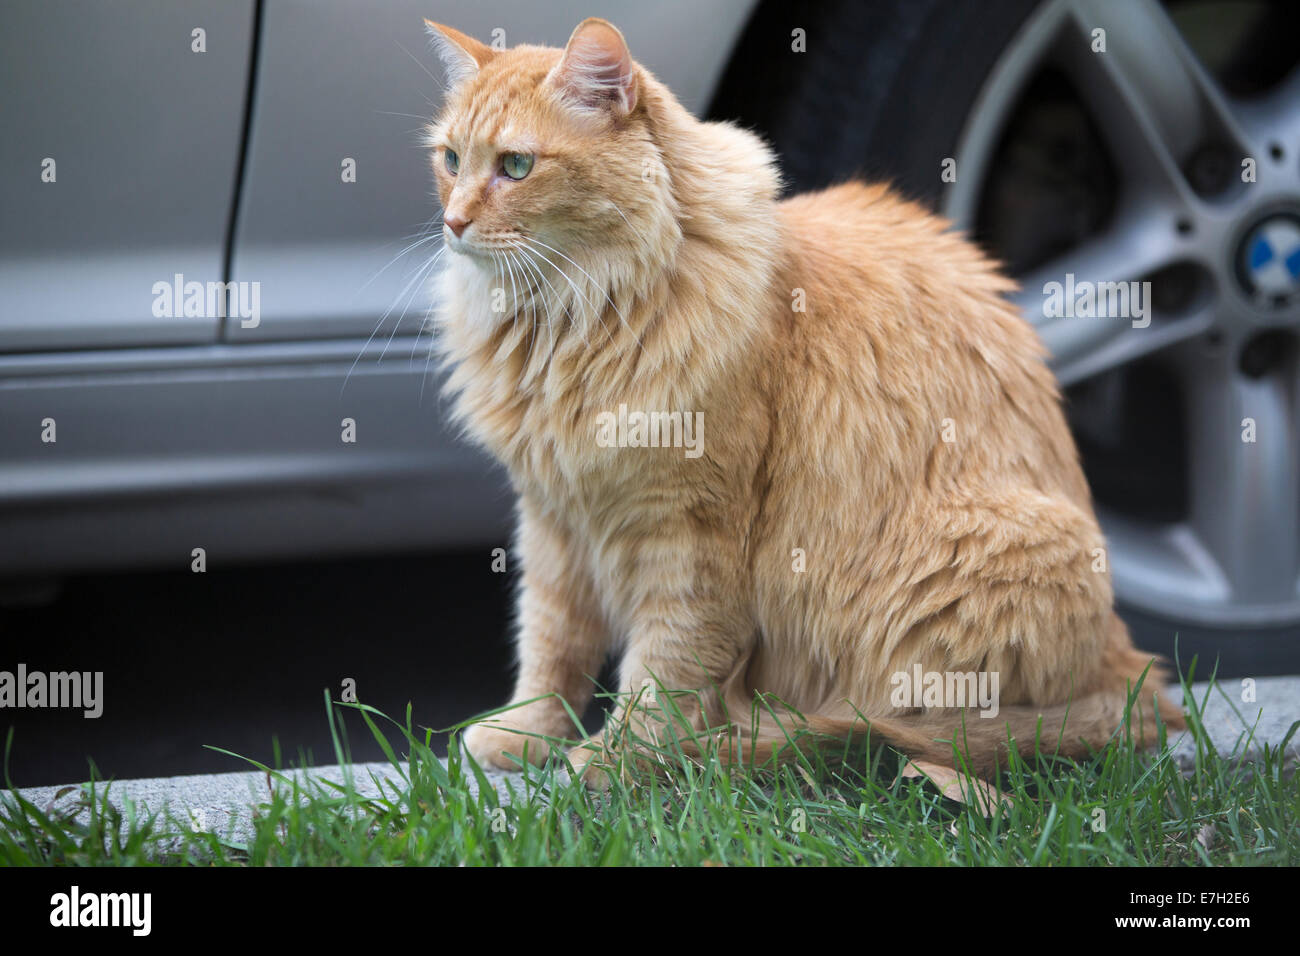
[423,17,1184,782]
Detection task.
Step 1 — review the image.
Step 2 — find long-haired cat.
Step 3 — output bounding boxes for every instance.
[424,17,1184,781]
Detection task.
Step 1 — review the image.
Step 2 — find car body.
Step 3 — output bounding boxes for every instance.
[0,0,757,574]
[2,0,1297,672]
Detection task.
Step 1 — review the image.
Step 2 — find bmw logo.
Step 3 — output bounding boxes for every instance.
[1237,213,1300,308]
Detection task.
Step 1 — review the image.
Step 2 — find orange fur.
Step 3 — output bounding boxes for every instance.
[423,18,1184,780]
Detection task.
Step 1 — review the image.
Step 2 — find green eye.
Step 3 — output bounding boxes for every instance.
[502,152,534,180]
[444,148,459,175]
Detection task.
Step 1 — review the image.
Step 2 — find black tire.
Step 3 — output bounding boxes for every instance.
[708,0,1042,206]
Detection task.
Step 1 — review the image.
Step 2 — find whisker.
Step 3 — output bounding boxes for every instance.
[418,262,448,409]
[378,246,444,364]
[605,197,635,231]
[504,248,540,361]
[355,228,443,299]
[513,237,612,348]
[419,317,439,407]
[516,235,640,353]
[342,245,445,397]
[507,248,543,377]
[519,235,628,324]
[397,39,446,96]
[410,307,434,364]
[511,239,593,348]
[510,241,567,357]
[502,249,536,381]
[502,245,520,326]
[373,109,433,121]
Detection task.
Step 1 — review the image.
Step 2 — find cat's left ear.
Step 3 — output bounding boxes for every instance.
[548,18,638,117]
[424,20,495,90]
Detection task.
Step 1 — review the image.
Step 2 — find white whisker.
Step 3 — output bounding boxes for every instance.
[342,245,445,397]
[516,234,642,354]
[396,39,446,97]
[513,237,612,347]
[510,241,569,356]
[605,197,635,231]
[379,246,443,364]
[512,238,595,348]
[508,248,543,376]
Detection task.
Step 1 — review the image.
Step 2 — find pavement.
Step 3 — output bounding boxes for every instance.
[1167,676,1299,770]
[11,756,526,850]
[11,677,1298,850]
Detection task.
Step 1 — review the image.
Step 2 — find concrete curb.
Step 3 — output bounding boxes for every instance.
[1167,676,1299,772]
[11,757,532,851]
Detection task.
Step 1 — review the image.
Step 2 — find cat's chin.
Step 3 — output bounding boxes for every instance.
[437,254,519,328]
[447,249,506,284]
[443,238,493,262]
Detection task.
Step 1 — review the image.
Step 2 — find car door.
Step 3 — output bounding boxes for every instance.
[0,0,255,351]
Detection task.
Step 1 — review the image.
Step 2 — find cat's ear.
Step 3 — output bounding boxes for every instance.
[548,18,638,117]
[424,20,495,90]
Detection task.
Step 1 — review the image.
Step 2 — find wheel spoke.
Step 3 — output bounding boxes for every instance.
[946,0,1300,626]
[1012,202,1209,383]
[1059,0,1252,200]
[1178,347,1300,605]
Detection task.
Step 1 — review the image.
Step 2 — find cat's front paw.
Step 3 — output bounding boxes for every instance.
[566,726,669,789]
[462,722,555,771]
[567,735,617,790]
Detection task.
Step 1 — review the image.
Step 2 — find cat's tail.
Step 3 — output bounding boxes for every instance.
[725,682,1187,779]
[687,632,1186,779]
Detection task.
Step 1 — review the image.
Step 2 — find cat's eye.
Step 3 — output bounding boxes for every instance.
[444,148,459,175]
[502,152,534,180]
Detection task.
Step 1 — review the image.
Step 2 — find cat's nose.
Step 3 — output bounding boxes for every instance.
[444,214,472,238]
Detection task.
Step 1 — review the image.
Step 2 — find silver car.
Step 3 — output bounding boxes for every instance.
[2,0,1297,674]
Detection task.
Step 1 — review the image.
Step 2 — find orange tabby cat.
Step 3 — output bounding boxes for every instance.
[424,17,1184,780]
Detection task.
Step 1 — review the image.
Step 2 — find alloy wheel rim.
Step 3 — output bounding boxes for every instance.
[944,0,1300,626]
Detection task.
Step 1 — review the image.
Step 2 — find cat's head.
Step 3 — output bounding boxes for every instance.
[423,18,673,282]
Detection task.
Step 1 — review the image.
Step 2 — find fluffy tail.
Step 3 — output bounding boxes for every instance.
[679,632,1186,779]
[727,684,1185,778]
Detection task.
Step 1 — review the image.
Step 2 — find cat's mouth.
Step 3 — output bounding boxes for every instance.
[443,229,486,258]
[444,229,516,264]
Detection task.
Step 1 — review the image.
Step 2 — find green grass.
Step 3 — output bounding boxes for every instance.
[1,668,1297,866]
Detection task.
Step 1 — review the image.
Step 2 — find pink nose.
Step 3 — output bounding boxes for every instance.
[445,214,471,238]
